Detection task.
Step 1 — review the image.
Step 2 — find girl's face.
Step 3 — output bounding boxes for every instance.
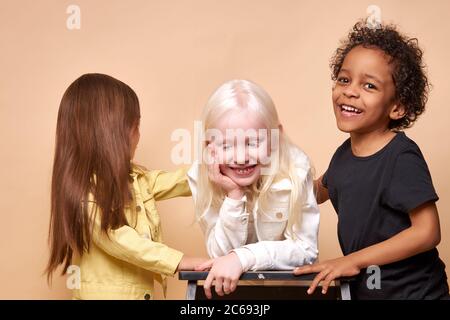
[210,110,270,187]
[332,45,400,134]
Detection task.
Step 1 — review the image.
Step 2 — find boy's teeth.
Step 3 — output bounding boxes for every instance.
[341,105,362,113]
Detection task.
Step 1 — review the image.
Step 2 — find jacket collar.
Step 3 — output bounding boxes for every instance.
[130,163,147,178]
[269,177,292,191]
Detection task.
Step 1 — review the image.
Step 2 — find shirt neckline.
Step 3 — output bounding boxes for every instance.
[349,131,404,161]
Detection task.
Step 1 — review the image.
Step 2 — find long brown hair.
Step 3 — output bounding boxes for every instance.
[46,73,140,282]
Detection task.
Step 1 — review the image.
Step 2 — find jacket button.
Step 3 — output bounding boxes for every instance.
[136,206,141,212]
[144,293,151,300]
[276,212,283,219]
[241,217,247,224]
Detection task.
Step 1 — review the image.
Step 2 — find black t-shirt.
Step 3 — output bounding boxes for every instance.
[323,132,448,299]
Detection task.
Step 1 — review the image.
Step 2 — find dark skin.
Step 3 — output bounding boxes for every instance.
[294,46,442,295]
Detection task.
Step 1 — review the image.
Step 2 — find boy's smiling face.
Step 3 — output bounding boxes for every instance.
[332,45,404,134]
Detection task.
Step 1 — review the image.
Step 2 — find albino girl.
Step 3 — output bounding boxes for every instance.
[188,79,320,298]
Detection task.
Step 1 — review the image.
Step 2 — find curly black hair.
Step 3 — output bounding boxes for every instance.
[330,20,430,130]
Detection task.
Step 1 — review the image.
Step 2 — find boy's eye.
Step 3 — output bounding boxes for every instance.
[364,83,377,90]
[337,77,349,84]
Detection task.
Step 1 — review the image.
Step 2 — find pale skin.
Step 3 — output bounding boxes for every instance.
[294,46,442,295]
[195,110,276,299]
[193,145,248,298]
[129,121,209,271]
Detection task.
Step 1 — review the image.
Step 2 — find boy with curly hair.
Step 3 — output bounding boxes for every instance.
[294,20,449,299]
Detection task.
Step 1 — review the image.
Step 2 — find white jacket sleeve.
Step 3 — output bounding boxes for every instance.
[235,168,320,270]
[187,162,251,258]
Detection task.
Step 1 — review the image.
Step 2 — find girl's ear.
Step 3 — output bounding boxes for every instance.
[131,119,140,134]
[131,121,140,136]
[389,103,406,120]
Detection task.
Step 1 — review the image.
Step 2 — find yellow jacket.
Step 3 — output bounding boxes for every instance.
[72,164,191,300]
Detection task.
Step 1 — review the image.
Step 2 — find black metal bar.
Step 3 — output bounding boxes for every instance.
[179,271,355,282]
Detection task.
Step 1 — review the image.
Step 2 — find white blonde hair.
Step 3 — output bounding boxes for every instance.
[195,79,309,238]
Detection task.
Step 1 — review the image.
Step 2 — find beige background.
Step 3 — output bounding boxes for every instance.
[1,0,449,299]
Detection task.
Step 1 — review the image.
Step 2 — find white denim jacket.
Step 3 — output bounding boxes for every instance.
[187,148,320,271]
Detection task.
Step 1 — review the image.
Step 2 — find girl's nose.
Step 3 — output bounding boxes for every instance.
[234,147,250,164]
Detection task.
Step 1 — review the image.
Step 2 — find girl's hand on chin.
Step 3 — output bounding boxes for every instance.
[207,144,244,199]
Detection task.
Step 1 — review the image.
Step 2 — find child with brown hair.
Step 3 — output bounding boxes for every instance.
[46,73,207,299]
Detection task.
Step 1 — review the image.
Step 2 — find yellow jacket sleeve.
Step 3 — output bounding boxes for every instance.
[146,166,192,201]
[89,202,183,276]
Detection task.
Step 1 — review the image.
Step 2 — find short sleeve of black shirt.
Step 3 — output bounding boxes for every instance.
[382,146,438,212]
[322,143,343,190]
